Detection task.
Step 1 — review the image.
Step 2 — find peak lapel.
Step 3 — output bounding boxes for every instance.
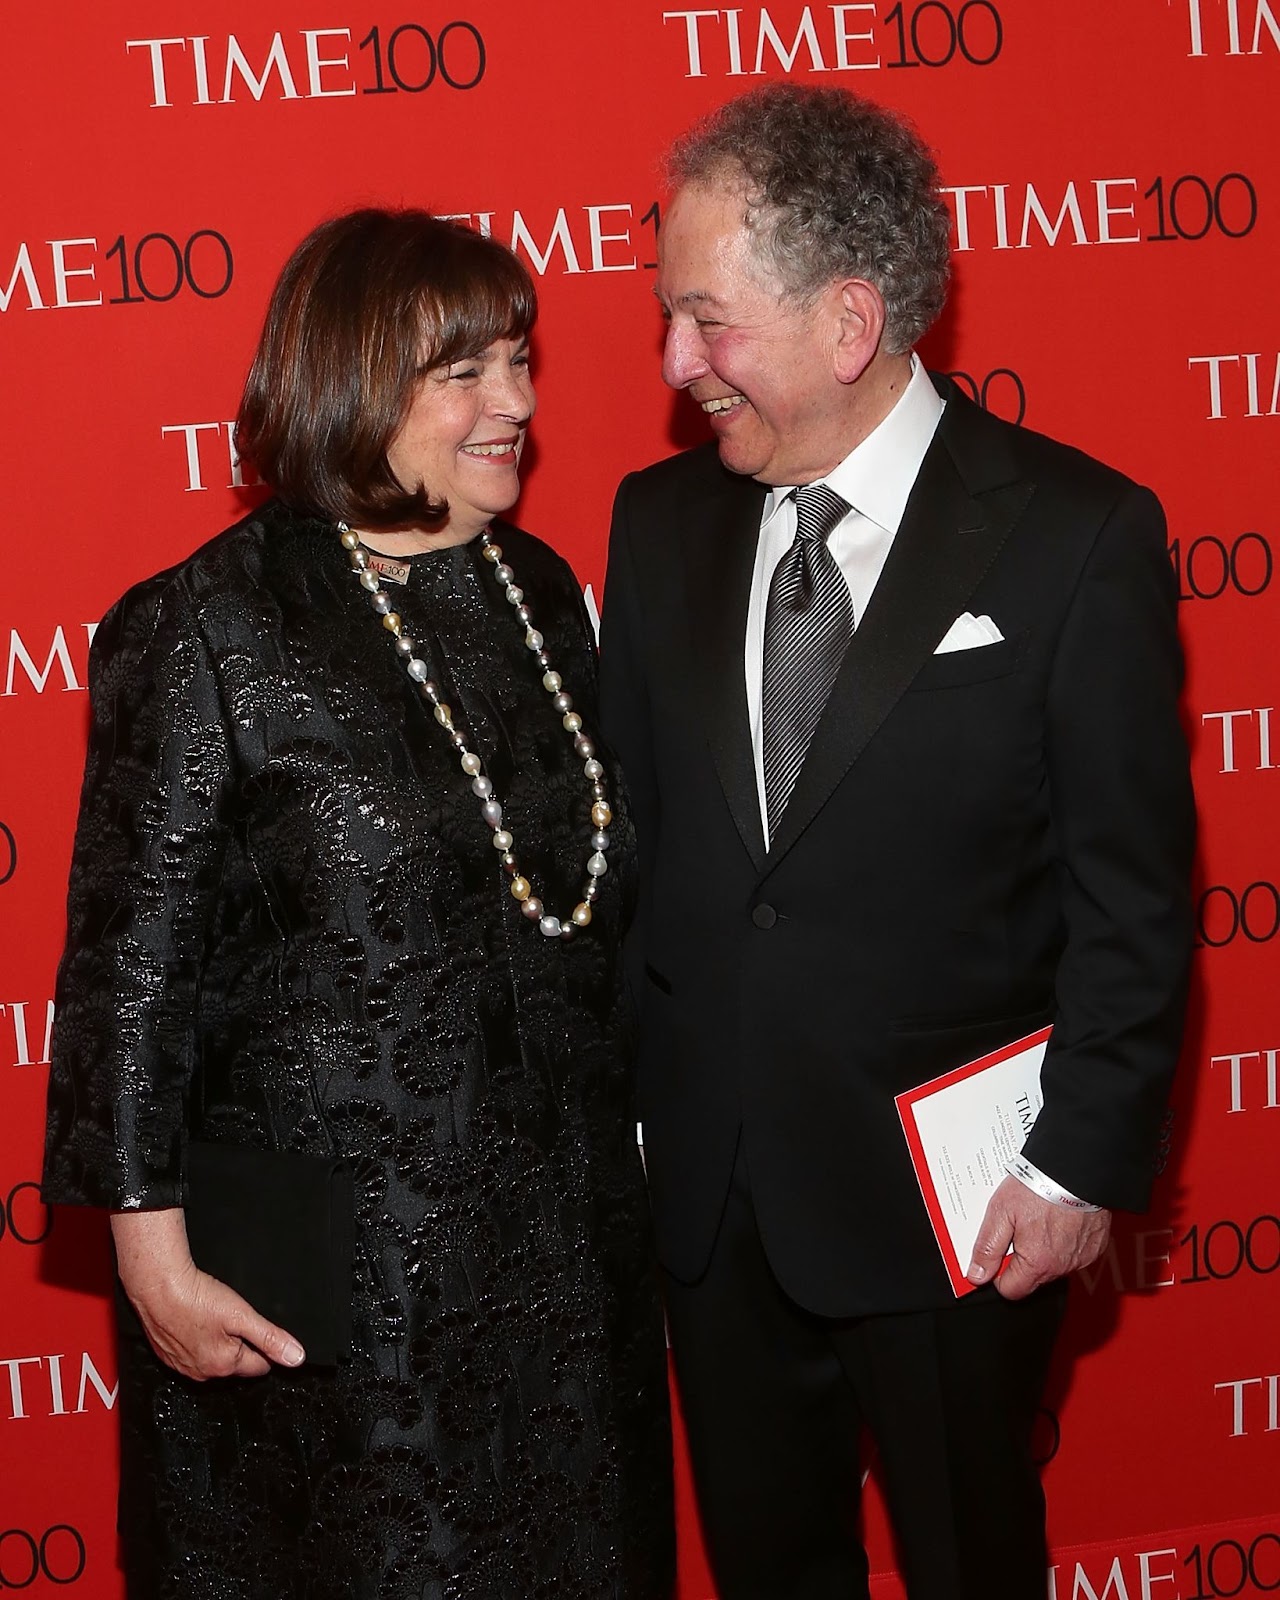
[685,471,770,870]
[763,417,1033,871]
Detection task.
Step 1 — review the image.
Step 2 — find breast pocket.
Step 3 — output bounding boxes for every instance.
[907,633,1023,692]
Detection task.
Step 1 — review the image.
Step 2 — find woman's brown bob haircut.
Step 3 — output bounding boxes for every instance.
[237,208,537,530]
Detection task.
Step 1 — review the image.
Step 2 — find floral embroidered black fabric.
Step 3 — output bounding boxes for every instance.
[42,501,674,1599]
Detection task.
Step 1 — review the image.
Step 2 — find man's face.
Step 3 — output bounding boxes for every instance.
[656,181,847,486]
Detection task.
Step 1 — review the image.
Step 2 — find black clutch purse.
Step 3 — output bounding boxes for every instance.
[183,1141,355,1367]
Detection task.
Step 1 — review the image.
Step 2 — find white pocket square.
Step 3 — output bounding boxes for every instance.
[933,612,1004,654]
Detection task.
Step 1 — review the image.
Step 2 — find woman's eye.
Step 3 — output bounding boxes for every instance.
[449,367,480,381]
[513,353,531,369]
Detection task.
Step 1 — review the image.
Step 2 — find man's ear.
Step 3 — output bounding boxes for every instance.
[831,279,886,385]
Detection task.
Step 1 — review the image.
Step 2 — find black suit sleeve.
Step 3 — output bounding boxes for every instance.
[599,474,661,865]
[42,577,234,1211]
[1020,483,1194,1211]
[598,475,665,997]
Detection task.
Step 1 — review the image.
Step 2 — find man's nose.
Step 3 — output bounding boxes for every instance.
[661,322,709,390]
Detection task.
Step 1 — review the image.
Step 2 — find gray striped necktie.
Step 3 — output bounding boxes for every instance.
[761,483,854,840]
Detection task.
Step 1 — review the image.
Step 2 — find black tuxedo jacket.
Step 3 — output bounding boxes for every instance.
[599,376,1194,1318]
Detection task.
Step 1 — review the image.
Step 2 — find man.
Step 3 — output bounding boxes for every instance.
[599,85,1193,1600]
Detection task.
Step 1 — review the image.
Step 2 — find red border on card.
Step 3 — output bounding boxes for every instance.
[895,1025,1053,1297]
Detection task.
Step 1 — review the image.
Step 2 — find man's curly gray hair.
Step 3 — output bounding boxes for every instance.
[667,84,952,355]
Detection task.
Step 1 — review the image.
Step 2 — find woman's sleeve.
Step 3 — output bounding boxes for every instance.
[42,574,234,1211]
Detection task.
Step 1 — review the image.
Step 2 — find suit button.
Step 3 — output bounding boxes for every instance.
[751,903,777,929]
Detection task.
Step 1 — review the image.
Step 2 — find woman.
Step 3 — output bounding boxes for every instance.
[42,209,674,1598]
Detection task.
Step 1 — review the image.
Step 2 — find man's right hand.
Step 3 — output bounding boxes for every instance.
[111,1208,305,1380]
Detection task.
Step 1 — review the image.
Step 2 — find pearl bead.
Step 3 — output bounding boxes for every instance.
[571,903,592,927]
[525,629,544,651]
[461,752,482,776]
[552,693,572,713]
[472,776,493,798]
[422,681,440,701]
[501,851,516,868]
[451,732,468,751]
[542,672,561,693]
[382,612,402,633]
[535,651,551,669]
[583,881,600,902]
[591,830,609,851]
[481,800,503,826]
[359,570,381,591]
[493,829,514,851]
[350,547,370,569]
[591,802,612,828]
[394,635,414,656]
[407,659,429,682]
[515,604,533,624]
[373,593,393,616]
[505,586,523,604]
[587,852,608,877]
[494,563,514,585]
[433,703,452,724]
[521,896,543,920]
[340,528,360,550]
[510,876,530,902]
[539,915,562,938]
[563,712,582,733]
[484,543,502,562]
[584,758,604,780]
[575,736,595,758]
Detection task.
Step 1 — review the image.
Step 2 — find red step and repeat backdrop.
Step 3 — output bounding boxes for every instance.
[2,2,1278,1594]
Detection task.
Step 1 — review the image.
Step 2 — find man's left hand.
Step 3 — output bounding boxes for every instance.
[967,1176,1112,1299]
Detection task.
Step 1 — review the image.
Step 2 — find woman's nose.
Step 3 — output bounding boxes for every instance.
[489,370,534,422]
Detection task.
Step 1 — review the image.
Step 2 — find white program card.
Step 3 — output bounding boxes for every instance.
[896,1026,1052,1295]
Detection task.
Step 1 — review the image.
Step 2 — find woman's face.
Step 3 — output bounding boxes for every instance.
[387,335,535,537]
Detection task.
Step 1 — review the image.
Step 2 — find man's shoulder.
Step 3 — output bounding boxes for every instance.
[1010,416,1145,505]
[620,441,746,506]
[936,376,1153,514]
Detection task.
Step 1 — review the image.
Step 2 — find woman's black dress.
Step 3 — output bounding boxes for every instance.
[41,501,674,1599]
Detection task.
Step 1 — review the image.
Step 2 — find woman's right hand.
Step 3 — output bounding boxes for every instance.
[110,1209,306,1380]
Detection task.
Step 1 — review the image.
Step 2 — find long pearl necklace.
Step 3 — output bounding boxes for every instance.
[338,522,611,941]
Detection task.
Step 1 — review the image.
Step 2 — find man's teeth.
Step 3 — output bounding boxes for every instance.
[462,442,516,456]
[702,396,746,414]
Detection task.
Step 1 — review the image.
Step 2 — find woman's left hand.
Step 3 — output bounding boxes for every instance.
[111,1209,307,1380]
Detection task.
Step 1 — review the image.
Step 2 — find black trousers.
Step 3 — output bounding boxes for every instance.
[663,1142,1067,1600]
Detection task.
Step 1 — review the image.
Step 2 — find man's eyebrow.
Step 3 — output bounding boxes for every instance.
[650,287,726,307]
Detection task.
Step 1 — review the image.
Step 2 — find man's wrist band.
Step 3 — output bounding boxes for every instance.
[1005,1156,1102,1212]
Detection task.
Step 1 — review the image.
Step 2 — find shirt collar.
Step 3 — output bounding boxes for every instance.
[764,355,944,535]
